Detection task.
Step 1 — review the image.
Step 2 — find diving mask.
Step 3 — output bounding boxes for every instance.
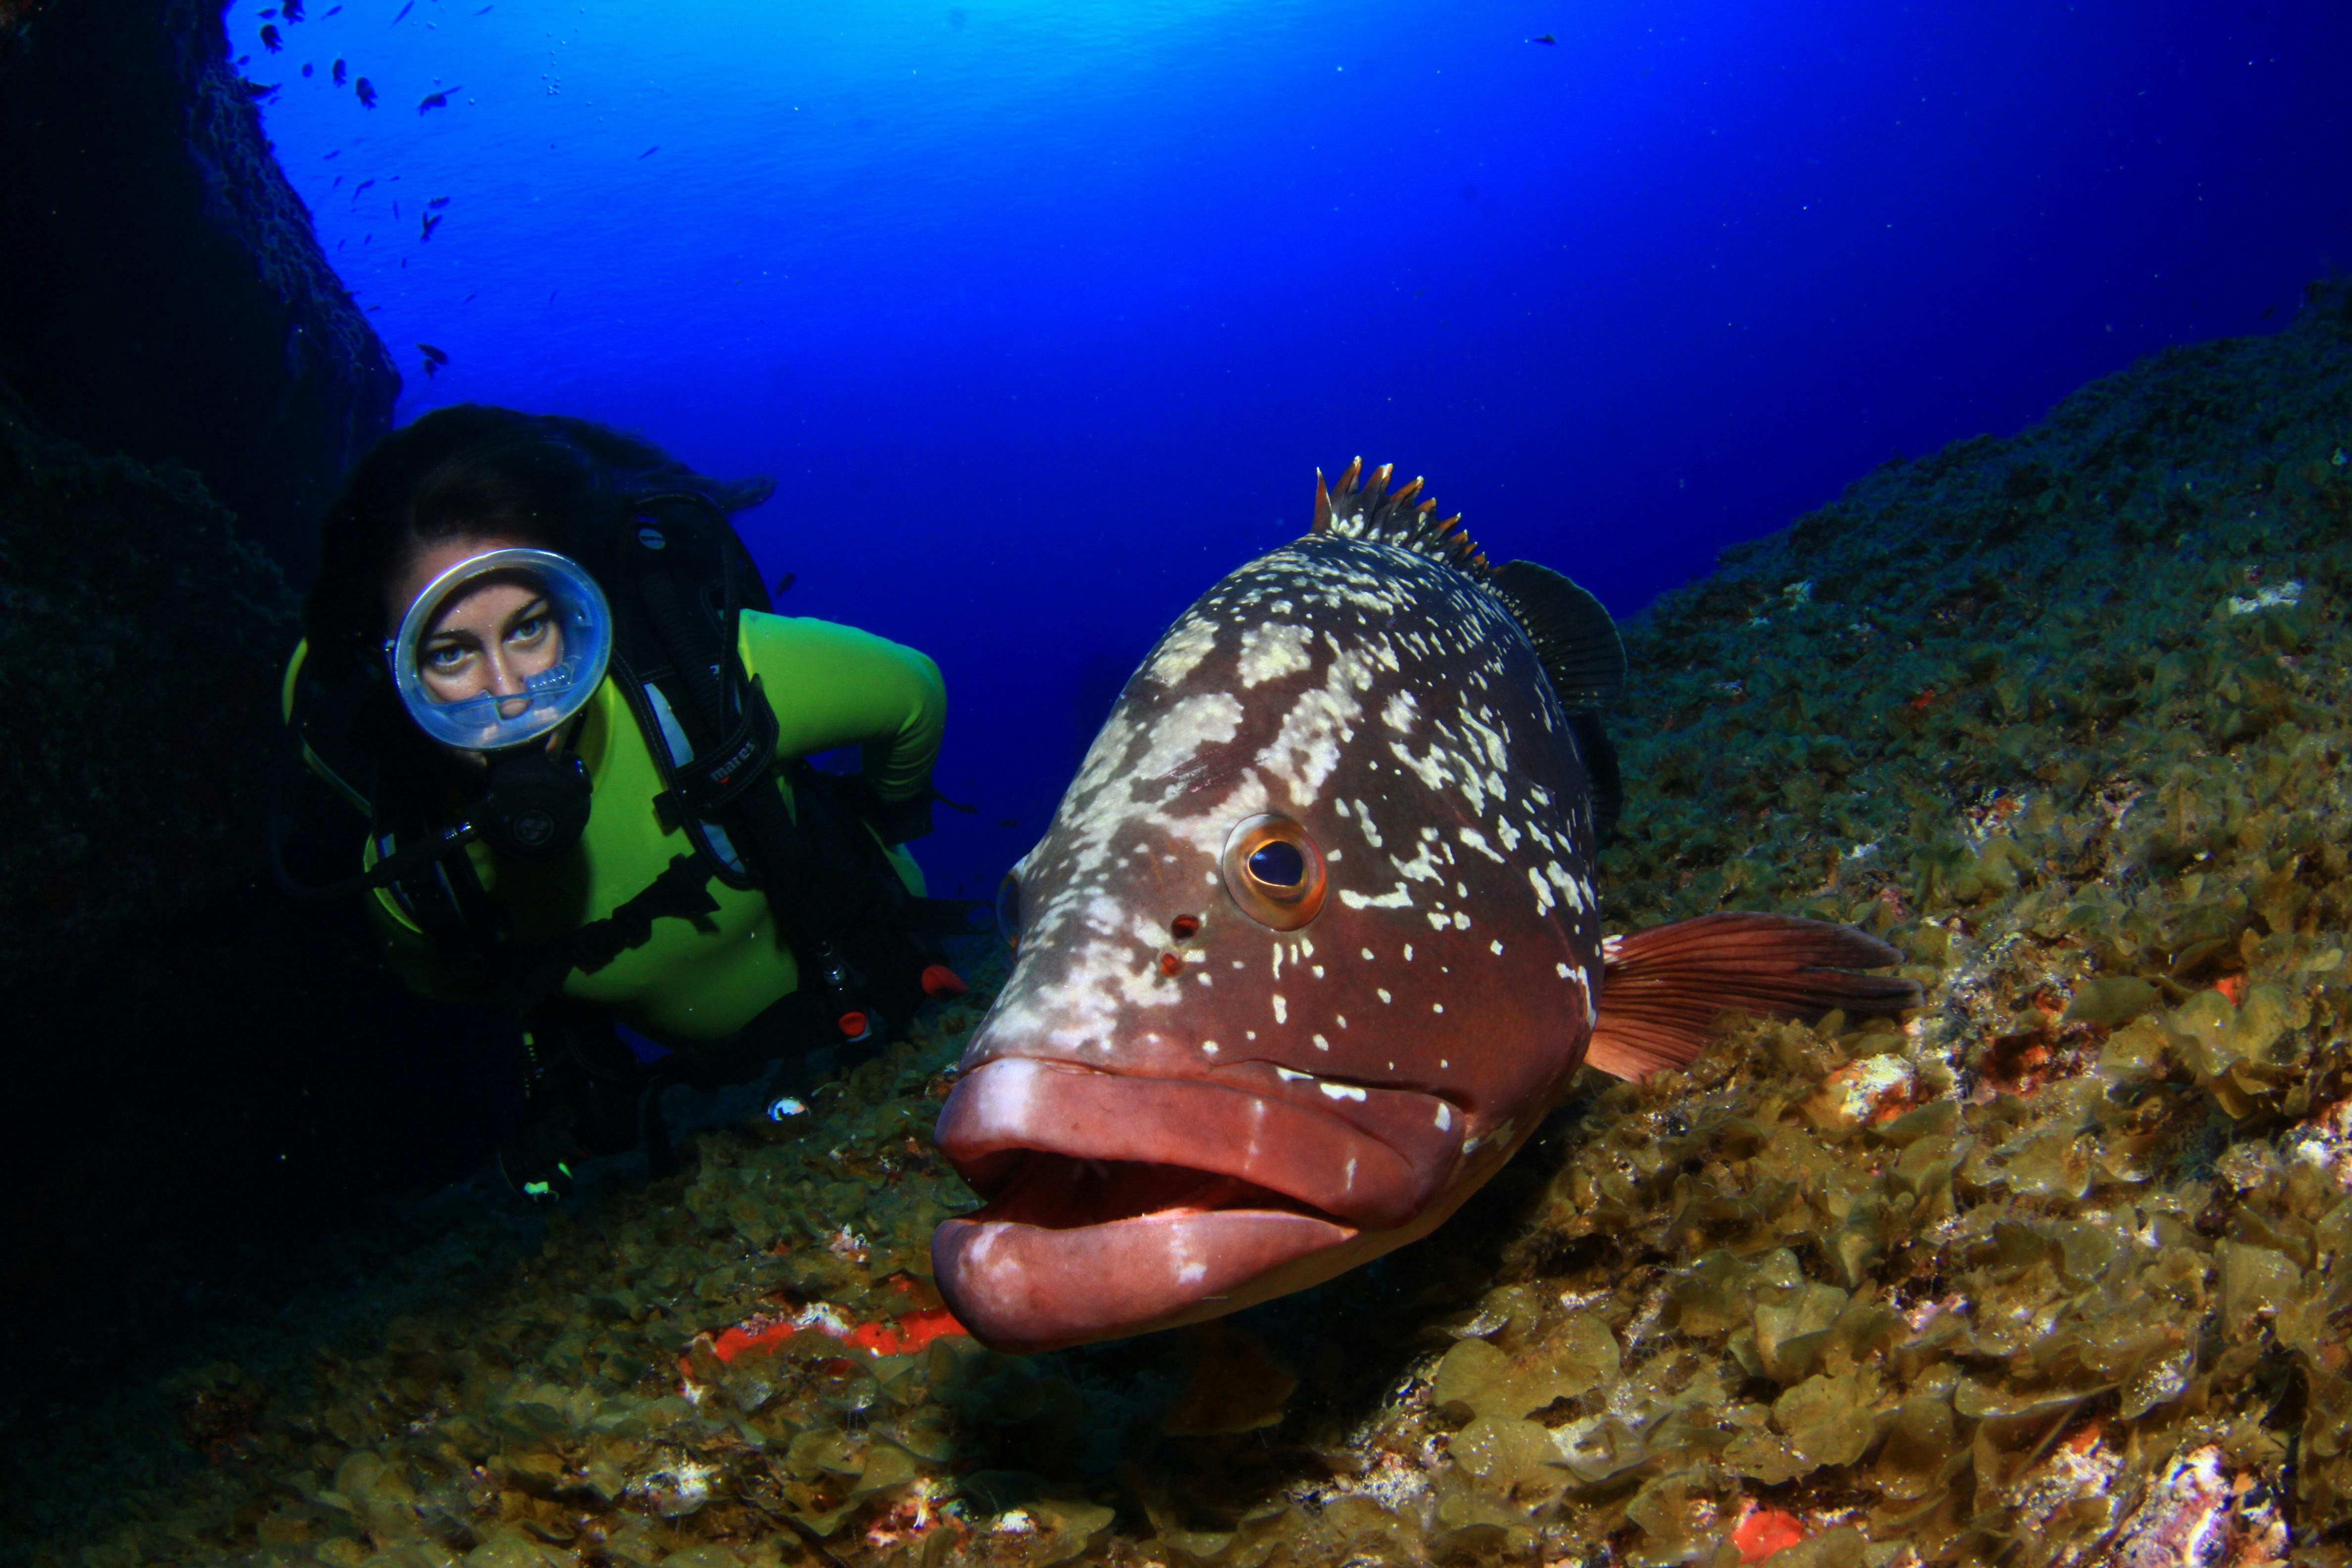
[386,547,614,750]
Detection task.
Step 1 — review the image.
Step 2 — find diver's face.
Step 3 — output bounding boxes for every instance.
[389,536,566,715]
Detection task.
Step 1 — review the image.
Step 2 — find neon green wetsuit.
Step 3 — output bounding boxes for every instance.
[288,611,945,1041]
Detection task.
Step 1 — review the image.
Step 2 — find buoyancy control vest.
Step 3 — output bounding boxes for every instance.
[276,490,981,1051]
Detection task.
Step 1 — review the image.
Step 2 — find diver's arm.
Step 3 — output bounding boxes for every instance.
[738,611,946,804]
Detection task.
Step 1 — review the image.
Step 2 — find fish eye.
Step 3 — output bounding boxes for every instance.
[995,869,1024,952]
[1248,840,1306,888]
[1220,814,1326,931]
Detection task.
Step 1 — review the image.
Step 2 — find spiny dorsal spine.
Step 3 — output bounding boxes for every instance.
[1310,456,1491,578]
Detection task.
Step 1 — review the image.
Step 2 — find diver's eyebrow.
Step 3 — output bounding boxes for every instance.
[504,595,554,629]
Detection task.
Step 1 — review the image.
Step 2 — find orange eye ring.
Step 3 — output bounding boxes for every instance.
[1220,813,1327,930]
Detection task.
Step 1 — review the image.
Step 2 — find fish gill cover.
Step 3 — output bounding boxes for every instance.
[26,281,2352,1568]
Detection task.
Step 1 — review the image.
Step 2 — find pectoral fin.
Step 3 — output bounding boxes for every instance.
[1584,912,1920,1080]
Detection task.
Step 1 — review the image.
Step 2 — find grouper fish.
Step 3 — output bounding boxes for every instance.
[931,461,1918,1353]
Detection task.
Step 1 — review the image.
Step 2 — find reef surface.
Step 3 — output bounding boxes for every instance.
[23,284,2352,1568]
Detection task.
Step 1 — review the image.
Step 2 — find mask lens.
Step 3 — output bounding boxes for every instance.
[388,548,613,751]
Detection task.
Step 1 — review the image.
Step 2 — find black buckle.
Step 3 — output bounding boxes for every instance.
[662,679,780,821]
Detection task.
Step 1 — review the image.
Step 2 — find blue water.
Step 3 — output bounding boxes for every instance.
[233,0,2352,897]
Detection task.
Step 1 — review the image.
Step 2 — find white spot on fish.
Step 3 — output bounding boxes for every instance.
[1276,1066,1312,1081]
[1457,827,1506,864]
[1146,618,1218,686]
[1202,1040,1220,1054]
[1338,884,1415,910]
[1377,988,1393,1004]
[1435,1102,1452,1129]
[1273,994,1288,1025]
[1320,1081,1367,1103]
[1313,1032,1330,1051]
[1381,689,1419,732]
[1490,939,1505,955]
[1432,1002,1445,1014]
[1236,622,1315,687]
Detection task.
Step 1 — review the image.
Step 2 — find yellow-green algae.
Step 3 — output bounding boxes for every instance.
[41,281,2352,1568]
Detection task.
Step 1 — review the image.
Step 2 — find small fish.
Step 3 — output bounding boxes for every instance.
[427,195,450,208]
[417,343,448,364]
[332,58,346,85]
[996,817,1019,831]
[324,3,341,13]
[260,22,282,49]
[354,76,376,106]
[301,62,314,76]
[420,210,441,240]
[774,571,796,596]
[323,147,340,158]
[417,85,458,112]
[353,177,375,196]
[475,4,491,11]
[638,145,660,159]
[283,0,305,20]
[392,0,411,21]
[240,77,280,98]
[931,460,1917,1352]
[1530,32,1557,45]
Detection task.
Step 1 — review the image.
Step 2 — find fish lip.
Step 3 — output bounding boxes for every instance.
[932,1208,1357,1355]
[933,1056,1460,1233]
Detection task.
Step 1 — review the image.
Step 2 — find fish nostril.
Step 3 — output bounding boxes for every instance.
[1170,914,1201,941]
[1157,952,1184,977]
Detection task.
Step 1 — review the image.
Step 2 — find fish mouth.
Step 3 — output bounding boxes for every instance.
[930,1057,1463,1352]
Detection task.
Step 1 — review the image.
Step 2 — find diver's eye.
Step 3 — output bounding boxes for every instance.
[424,642,472,672]
[507,612,550,646]
[1220,814,1326,930]
[995,869,1024,952]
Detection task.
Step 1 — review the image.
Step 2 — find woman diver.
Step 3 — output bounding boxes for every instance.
[281,404,967,1199]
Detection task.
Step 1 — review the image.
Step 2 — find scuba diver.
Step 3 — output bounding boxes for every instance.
[279,404,973,1200]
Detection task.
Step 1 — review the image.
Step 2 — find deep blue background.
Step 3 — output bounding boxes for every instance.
[231,0,2352,898]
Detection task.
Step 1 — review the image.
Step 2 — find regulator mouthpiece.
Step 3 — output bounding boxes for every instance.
[386,547,613,751]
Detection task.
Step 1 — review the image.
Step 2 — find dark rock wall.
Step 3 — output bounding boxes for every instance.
[0,383,297,983]
[0,4,517,1523]
[0,0,398,577]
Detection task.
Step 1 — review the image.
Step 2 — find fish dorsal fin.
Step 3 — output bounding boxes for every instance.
[1583,913,1922,1081]
[1312,458,1491,576]
[1488,559,1625,710]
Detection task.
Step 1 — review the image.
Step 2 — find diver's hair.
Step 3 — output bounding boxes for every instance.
[303,403,775,680]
